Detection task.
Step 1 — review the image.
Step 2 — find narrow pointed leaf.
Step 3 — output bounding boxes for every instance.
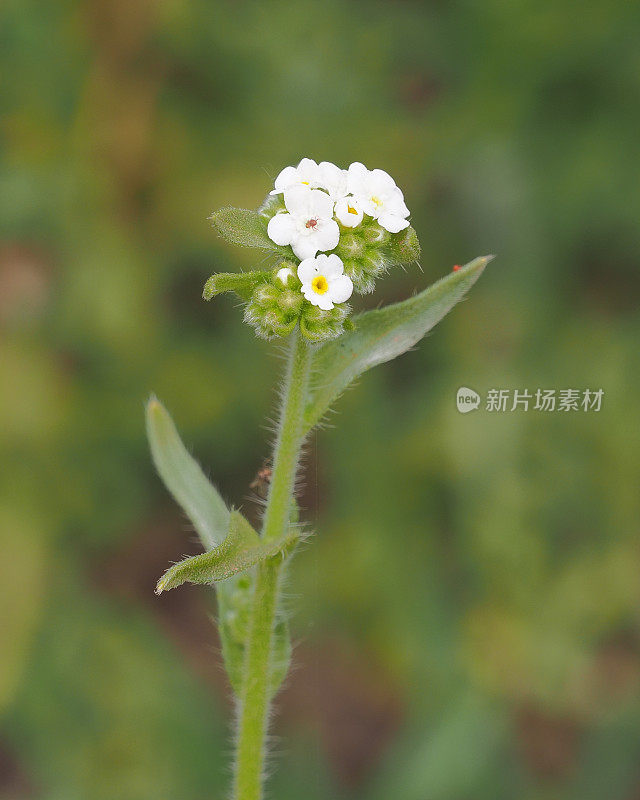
[203,270,273,302]
[210,207,286,252]
[146,397,229,549]
[155,511,298,593]
[304,256,493,431]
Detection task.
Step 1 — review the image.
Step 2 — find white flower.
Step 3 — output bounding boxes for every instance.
[317,161,349,202]
[276,266,295,284]
[267,185,339,260]
[297,254,353,311]
[334,196,364,228]
[270,158,320,195]
[347,162,410,233]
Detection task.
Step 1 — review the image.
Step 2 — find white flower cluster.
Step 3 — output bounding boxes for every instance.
[266,158,411,309]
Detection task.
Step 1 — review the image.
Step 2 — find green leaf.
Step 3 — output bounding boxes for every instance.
[304,255,493,431]
[202,270,273,302]
[209,207,285,252]
[155,511,298,593]
[145,397,229,550]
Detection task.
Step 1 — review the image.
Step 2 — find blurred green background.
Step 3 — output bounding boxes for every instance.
[2,0,640,798]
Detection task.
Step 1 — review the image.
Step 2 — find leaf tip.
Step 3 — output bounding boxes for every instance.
[155,568,176,595]
[482,254,497,265]
[146,395,166,424]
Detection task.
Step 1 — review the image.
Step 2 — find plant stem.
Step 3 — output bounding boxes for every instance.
[233,329,311,800]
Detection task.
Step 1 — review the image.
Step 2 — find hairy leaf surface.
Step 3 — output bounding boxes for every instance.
[146,397,229,549]
[155,511,297,593]
[304,256,492,430]
[209,207,286,252]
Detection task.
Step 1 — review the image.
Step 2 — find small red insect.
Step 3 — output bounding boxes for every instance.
[250,462,273,499]
[305,218,318,229]
[453,264,461,272]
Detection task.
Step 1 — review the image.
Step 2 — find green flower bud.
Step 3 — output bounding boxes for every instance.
[342,249,387,295]
[244,265,304,340]
[383,225,421,265]
[335,231,366,260]
[360,221,390,248]
[299,302,351,343]
[277,289,304,315]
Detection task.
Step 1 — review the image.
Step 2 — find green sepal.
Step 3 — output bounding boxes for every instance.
[203,270,272,302]
[146,397,229,550]
[209,207,287,252]
[155,511,299,593]
[303,255,493,431]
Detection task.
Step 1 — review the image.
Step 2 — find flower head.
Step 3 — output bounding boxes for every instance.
[208,159,420,340]
[267,185,339,260]
[297,253,353,311]
[347,162,410,233]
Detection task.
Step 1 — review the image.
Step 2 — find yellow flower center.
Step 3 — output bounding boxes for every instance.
[311,275,329,295]
[371,195,383,208]
[301,180,310,185]
[347,205,358,215]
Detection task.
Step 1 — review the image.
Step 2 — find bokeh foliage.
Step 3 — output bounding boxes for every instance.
[1,0,639,798]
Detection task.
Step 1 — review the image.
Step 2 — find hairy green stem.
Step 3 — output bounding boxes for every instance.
[233,329,311,800]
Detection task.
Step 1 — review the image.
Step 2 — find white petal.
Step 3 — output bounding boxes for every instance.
[312,219,339,253]
[318,161,340,181]
[327,274,353,304]
[377,213,410,233]
[358,197,378,217]
[283,184,312,216]
[267,213,296,245]
[292,236,319,260]
[347,162,370,195]
[315,295,334,311]
[272,165,299,194]
[370,168,397,193]
[302,285,317,304]
[318,162,348,199]
[297,257,319,284]
[302,285,332,309]
[384,189,410,217]
[307,189,334,220]
[335,197,363,227]
[276,266,294,284]
[297,158,319,180]
[319,253,344,278]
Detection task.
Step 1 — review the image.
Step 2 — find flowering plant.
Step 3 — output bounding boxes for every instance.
[146,158,491,800]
